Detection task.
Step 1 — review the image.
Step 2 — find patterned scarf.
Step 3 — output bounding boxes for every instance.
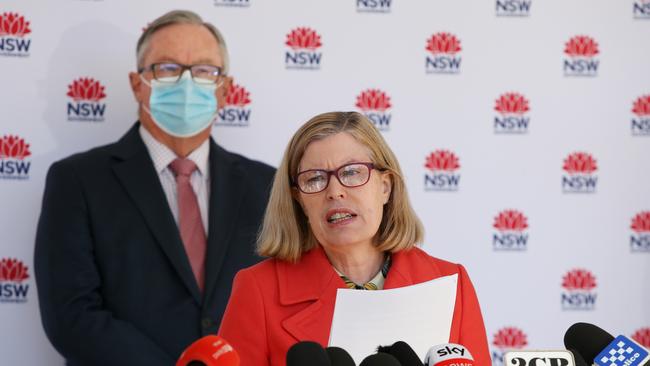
[337,254,392,290]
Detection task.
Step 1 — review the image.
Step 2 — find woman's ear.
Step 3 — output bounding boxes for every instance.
[380,172,392,205]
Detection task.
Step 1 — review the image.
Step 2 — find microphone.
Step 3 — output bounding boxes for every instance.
[565,322,614,363]
[377,340,424,366]
[326,346,356,366]
[286,341,330,366]
[176,335,239,366]
[424,343,474,366]
[565,322,650,366]
[504,350,577,366]
[359,353,402,366]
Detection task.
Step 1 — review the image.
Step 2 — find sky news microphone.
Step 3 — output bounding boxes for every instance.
[359,353,402,366]
[504,350,578,366]
[424,343,474,366]
[175,335,240,366]
[286,341,330,366]
[326,346,356,366]
[564,322,649,366]
[377,340,424,366]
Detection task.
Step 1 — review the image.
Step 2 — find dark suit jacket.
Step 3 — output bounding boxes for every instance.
[34,123,275,365]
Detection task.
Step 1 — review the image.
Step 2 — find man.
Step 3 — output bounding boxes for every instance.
[34,10,275,365]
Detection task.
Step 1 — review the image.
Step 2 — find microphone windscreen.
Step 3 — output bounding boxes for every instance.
[326,346,356,366]
[564,322,615,363]
[387,341,424,366]
[286,341,330,366]
[176,335,239,366]
[359,353,401,366]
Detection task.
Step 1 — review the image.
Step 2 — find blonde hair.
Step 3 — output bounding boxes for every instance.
[257,111,424,262]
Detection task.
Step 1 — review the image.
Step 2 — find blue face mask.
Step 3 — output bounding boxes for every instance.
[141,71,218,138]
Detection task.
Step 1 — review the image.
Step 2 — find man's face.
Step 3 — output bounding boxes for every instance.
[129,23,230,138]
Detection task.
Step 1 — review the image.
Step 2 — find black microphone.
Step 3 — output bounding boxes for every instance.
[377,340,423,366]
[326,346,356,366]
[286,341,330,366]
[565,322,650,366]
[564,322,615,363]
[359,353,401,366]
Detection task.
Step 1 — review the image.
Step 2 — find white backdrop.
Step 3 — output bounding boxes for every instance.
[1,0,649,364]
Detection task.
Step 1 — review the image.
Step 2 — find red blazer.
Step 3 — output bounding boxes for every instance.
[218,246,490,366]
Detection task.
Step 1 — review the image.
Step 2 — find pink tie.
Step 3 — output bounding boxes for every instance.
[169,158,206,292]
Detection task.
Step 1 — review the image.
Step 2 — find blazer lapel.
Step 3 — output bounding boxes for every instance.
[202,142,247,305]
[110,123,202,304]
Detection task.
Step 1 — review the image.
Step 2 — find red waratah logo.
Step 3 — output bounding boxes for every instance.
[0,135,31,160]
[492,327,528,349]
[67,78,107,102]
[632,328,650,348]
[225,82,251,107]
[425,150,460,172]
[0,258,29,283]
[495,93,530,115]
[631,212,650,233]
[562,269,597,291]
[426,33,462,55]
[285,27,322,50]
[632,95,650,117]
[564,36,599,57]
[563,152,597,174]
[0,12,31,37]
[494,210,529,232]
[356,89,392,112]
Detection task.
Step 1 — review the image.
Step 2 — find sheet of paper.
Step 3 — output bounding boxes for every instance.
[328,274,458,364]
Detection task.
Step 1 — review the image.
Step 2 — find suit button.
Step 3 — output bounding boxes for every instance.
[202,318,212,329]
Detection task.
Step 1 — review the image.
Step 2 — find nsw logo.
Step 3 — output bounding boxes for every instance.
[491,327,528,366]
[216,81,252,127]
[634,0,650,19]
[562,152,598,193]
[494,92,530,134]
[285,27,322,70]
[214,0,250,7]
[356,0,392,13]
[355,89,392,131]
[496,0,532,17]
[425,32,462,74]
[563,35,600,77]
[493,210,529,251]
[630,212,650,253]
[561,269,597,310]
[67,77,107,122]
[424,150,460,191]
[0,258,29,303]
[631,95,650,136]
[0,135,31,180]
[632,328,650,349]
[0,12,32,57]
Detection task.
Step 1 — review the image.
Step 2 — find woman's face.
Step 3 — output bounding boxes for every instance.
[295,132,392,253]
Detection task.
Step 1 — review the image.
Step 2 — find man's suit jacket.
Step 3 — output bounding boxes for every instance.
[34,123,275,365]
[218,245,491,366]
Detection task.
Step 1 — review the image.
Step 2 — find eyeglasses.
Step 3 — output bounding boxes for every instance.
[138,62,224,85]
[293,162,383,194]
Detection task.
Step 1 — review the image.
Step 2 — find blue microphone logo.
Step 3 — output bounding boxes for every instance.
[595,335,649,366]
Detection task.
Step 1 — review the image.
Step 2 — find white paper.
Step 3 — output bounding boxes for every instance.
[328,274,458,364]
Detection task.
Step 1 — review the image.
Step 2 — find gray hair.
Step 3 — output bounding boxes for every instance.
[136,10,230,74]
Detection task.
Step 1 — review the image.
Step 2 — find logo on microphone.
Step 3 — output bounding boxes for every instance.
[493,210,529,251]
[496,0,532,17]
[0,258,29,303]
[632,95,650,136]
[215,81,252,127]
[491,327,528,366]
[356,0,392,13]
[561,269,597,310]
[563,35,600,77]
[0,12,32,57]
[355,89,392,131]
[561,152,598,193]
[630,212,650,253]
[634,0,650,19]
[424,150,461,192]
[214,0,250,7]
[66,77,107,122]
[632,328,650,348]
[595,335,649,366]
[0,135,32,180]
[425,32,462,74]
[494,92,531,134]
[285,27,323,70]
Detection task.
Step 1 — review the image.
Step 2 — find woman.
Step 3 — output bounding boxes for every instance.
[218,112,490,365]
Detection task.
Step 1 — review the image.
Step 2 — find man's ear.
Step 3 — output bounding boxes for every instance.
[216,76,232,110]
[128,72,145,104]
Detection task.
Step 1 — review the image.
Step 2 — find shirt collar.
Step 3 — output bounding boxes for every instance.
[139,125,210,175]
